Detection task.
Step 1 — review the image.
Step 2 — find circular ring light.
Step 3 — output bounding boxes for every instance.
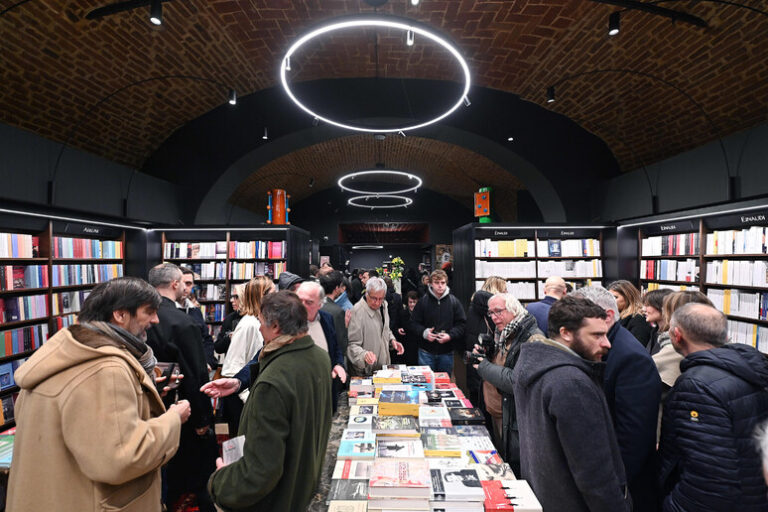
[280,15,471,133]
[338,170,422,195]
[348,194,413,209]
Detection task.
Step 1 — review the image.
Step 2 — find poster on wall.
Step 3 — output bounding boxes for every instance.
[436,244,453,265]
[320,255,330,267]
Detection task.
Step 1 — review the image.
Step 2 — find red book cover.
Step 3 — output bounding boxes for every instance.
[482,481,515,510]
[31,236,40,258]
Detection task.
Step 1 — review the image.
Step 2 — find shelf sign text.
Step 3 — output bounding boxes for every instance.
[493,230,509,236]
[740,214,766,224]
[660,225,677,231]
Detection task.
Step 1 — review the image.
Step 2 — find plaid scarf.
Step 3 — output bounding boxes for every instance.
[494,313,526,357]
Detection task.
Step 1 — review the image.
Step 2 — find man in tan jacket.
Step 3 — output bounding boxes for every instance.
[7,277,190,512]
[347,277,404,376]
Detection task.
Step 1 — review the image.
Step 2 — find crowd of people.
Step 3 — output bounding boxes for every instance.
[5,259,768,511]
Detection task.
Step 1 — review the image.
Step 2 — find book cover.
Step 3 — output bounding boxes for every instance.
[441,398,464,408]
[421,432,462,457]
[349,404,376,416]
[430,467,484,501]
[548,240,562,257]
[327,501,368,512]
[473,463,516,481]
[347,414,373,430]
[337,440,376,460]
[222,435,245,465]
[449,407,485,425]
[468,449,503,465]
[372,415,419,436]
[419,405,452,428]
[378,390,421,416]
[327,479,369,502]
[482,480,543,512]
[332,459,373,480]
[453,425,491,437]
[433,372,451,383]
[376,438,425,459]
[458,436,496,451]
[341,428,375,442]
[369,459,431,497]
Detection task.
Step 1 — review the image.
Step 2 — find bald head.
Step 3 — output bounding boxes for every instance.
[544,276,567,299]
[669,303,728,355]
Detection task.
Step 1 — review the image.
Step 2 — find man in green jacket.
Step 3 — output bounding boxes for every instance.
[204,290,332,511]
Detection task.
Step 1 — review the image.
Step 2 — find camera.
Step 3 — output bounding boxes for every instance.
[463,333,495,365]
[463,348,485,365]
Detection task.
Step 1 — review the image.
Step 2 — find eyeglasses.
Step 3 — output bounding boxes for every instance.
[488,309,507,318]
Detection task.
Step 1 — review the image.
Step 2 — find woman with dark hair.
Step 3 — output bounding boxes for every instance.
[641,288,674,354]
[608,280,652,347]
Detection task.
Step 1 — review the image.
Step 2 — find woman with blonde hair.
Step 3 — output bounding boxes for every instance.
[220,275,274,433]
[481,276,508,295]
[608,280,652,347]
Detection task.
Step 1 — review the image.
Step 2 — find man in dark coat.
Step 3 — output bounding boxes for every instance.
[319,270,349,362]
[179,266,217,368]
[525,275,566,333]
[145,263,216,512]
[473,293,542,475]
[573,286,661,512]
[409,269,466,374]
[463,290,494,406]
[659,303,768,512]
[206,291,332,511]
[512,296,631,512]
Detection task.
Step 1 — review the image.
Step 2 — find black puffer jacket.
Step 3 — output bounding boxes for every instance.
[659,343,768,511]
[410,286,466,355]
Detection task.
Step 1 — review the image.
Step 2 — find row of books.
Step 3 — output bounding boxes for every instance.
[640,259,699,282]
[475,261,535,279]
[475,239,535,258]
[537,259,602,278]
[706,227,767,255]
[164,242,228,260]
[537,279,601,297]
[229,240,286,259]
[0,294,48,324]
[0,324,48,357]
[194,262,227,280]
[205,304,226,322]
[537,238,600,257]
[641,233,700,257]
[53,313,77,332]
[229,261,286,280]
[51,290,91,316]
[0,432,14,468]
[330,366,543,511]
[474,238,601,258]
[0,359,24,390]
[52,236,123,259]
[0,233,39,259]
[705,260,768,288]
[0,265,48,291]
[707,289,768,321]
[642,282,699,293]
[200,284,227,301]
[728,319,768,353]
[51,264,123,287]
[0,394,17,428]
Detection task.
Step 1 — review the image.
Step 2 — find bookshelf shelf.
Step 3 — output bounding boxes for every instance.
[725,314,768,326]
[474,257,535,261]
[229,258,287,262]
[640,278,698,286]
[0,318,49,329]
[0,386,19,397]
[0,287,50,297]
[51,283,105,291]
[640,254,699,259]
[535,256,601,261]
[165,258,227,262]
[0,350,35,363]
[198,299,225,304]
[705,283,768,292]
[0,258,48,263]
[703,254,768,259]
[51,258,123,263]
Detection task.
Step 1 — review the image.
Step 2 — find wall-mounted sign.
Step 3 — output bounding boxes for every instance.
[705,210,768,230]
[643,220,696,236]
[53,221,121,239]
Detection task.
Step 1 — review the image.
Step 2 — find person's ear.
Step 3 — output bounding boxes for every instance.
[559,326,572,342]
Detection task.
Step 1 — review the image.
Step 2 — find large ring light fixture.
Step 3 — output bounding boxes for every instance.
[280,15,471,133]
[338,170,422,195]
[348,194,413,209]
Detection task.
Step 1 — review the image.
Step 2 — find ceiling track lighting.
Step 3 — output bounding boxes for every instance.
[406,29,414,46]
[463,96,471,107]
[279,15,471,133]
[338,170,422,195]
[228,89,237,105]
[410,0,420,5]
[149,0,162,25]
[546,86,556,103]
[608,11,620,36]
[262,127,268,140]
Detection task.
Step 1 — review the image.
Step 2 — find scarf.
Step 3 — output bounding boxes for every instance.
[657,331,671,349]
[258,332,303,361]
[79,321,158,381]
[494,312,527,358]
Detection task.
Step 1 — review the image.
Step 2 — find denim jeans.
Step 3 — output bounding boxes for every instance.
[418,348,454,375]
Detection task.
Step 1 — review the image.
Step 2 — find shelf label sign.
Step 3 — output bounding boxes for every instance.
[475,227,535,239]
[705,210,768,230]
[536,229,598,238]
[53,221,121,239]
[644,220,696,235]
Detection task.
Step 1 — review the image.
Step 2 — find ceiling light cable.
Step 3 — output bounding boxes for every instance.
[609,12,620,36]
[149,0,162,25]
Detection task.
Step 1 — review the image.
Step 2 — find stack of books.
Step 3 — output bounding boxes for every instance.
[327,365,542,512]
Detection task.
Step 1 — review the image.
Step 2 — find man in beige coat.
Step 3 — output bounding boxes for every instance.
[347,277,404,376]
[7,277,190,512]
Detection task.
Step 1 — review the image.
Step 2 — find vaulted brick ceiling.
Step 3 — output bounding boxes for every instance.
[1,0,766,206]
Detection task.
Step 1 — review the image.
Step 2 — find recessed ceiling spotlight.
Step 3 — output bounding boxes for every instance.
[609,12,620,36]
[262,127,268,140]
[280,16,471,133]
[228,89,237,106]
[149,0,162,25]
[546,86,556,103]
[507,137,514,141]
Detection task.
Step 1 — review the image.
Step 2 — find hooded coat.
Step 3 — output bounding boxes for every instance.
[7,325,181,512]
[659,343,768,512]
[410,285,466,355]
[277,271,303,291]
[512,338,631,512]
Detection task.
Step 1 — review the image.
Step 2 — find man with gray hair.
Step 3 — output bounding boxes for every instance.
[347,277,404,376]
[659,303,768,511]
[472,292,541,475]
[571,285,661,512]
[145,263,216,512]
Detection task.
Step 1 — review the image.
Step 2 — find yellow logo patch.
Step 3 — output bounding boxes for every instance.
[690,410,699,422]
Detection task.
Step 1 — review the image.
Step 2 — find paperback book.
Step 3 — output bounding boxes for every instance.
[376,438,425,459]
[369,459,431,498]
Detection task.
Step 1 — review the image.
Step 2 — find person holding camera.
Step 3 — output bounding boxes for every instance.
[472,292,541,476]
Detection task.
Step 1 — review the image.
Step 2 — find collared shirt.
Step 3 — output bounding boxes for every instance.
[308,317,328,353]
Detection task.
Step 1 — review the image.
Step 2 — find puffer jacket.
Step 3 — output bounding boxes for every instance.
[659,343,768,511]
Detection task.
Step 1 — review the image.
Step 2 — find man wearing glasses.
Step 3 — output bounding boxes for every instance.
[472,293,542,475]
[347,277,405,376]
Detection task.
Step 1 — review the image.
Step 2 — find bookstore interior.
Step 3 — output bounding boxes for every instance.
[1,1,768,511]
